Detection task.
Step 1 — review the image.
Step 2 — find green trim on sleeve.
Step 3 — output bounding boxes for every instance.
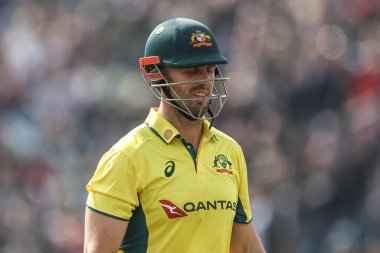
[233,197,252,224]
[234,217,253,224]
[119,201,149,253]
[86,204,129,222]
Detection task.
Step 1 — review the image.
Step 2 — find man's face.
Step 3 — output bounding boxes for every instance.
[164,65,216,118]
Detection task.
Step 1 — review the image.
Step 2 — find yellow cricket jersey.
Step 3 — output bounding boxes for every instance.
[86,108,252,253]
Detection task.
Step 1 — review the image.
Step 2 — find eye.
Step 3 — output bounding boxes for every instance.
[206,66,216,73]
[184,68,198,74]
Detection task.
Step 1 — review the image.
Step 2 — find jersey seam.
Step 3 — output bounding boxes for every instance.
[211,128,240,145]
[111,136,154,193]
[112,126,155,162]
[86,204,130,221]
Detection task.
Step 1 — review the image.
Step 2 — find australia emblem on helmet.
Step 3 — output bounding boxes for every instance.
[190,30,212,47]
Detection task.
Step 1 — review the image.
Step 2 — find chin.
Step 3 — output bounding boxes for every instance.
[190,109,207,118]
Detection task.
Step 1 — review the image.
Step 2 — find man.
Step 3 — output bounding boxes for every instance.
[84,18,266,253]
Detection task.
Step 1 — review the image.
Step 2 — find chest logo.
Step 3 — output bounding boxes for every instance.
[164,161,175,177]
[213,154,233,175]
[159,200,188,219]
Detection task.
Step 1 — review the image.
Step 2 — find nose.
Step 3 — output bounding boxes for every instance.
[191,66,216,90]
[200,66,215,80]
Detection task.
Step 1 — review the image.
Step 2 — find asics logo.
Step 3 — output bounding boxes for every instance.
[159,200,188,219]
[164,161,175,177]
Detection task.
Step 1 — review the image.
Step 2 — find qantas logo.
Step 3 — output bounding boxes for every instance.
[184,200,237,212]
[159,199,237,219]
[159,200,188,219]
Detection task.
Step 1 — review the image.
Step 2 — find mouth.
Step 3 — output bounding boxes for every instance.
[193,91,207,98]
[192,86,212,99]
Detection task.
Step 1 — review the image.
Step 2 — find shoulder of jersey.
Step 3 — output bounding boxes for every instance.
[211,127,240,147]
[112,123,154,154]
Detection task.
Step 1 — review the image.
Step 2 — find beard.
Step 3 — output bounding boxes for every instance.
[166,83,213,120]
[182,85,211,115]
[175,94,212,119]
[190,99,210,118]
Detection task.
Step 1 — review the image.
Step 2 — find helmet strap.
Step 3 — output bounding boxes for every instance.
[207,107,214,129]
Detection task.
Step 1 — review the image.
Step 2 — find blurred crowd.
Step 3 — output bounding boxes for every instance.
[0,0,380,252]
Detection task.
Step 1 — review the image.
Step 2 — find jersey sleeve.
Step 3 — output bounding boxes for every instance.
[86,148,140,221]
[234,146,253,224]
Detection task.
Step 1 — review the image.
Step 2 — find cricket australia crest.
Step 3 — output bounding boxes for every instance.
[213,154,233,175]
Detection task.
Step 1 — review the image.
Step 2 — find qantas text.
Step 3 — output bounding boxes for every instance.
[183,200,237,212]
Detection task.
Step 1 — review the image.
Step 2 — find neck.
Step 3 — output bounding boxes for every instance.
[158,103,203,150]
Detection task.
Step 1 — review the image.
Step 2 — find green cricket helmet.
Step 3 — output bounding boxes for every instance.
[139,18,229,122]
[144,18,228,67]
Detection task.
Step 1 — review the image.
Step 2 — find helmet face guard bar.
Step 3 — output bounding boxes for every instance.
[139,56,229,121]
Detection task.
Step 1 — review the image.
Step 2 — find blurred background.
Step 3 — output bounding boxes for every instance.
[0,0,380,252]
